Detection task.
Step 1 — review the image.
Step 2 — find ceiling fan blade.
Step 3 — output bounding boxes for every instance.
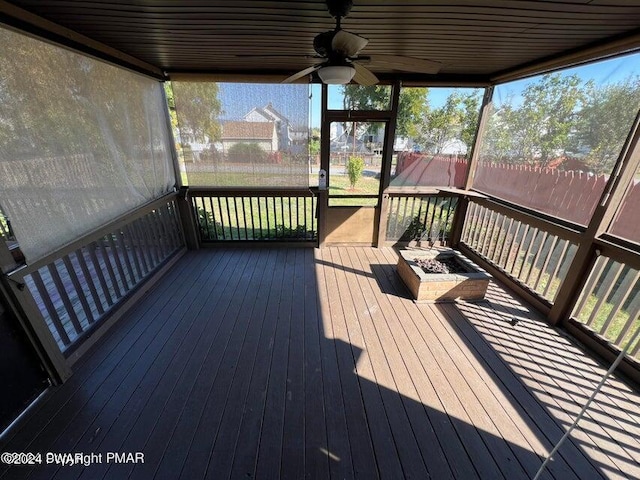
[369,54,442,74]
[236,54,321,59]
[282,64,322,83]
[332,29,368,57]
[353,63,379,86]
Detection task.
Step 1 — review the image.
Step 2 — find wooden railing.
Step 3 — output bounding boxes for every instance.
[6,194,184,354]
[385,192,458,244]
[190,188,318,243]
[461,199,580,304]
[571,243,640,361]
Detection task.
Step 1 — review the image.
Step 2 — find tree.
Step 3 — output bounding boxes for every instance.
[459,91,482,154]
[346,156,365,189]
[573,76,640,174]
[414,90,482,156]
[342,85,427,137]
[417,93,462,154]
[169,81,223,144]
[309,127,320,155]
[480,73,584,166]
[517,73,583,165]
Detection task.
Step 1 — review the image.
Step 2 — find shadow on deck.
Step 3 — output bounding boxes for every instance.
[1,247,639,479]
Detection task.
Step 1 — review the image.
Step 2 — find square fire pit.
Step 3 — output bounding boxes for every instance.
[397,248,491,302]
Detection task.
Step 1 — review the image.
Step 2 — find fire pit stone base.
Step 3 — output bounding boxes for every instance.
[397,248,491,302]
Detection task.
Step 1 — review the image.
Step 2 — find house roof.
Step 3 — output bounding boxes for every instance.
[222,121,275,140]
[3,1,640,84]
[244,103,290,124]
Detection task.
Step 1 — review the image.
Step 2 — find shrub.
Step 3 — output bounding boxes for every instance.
[346,156,365,189]
[227,142,266,163]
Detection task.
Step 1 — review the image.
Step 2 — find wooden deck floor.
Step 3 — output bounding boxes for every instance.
[1,247,639,480]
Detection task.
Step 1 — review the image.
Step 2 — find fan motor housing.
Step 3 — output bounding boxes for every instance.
[313,31,335,56]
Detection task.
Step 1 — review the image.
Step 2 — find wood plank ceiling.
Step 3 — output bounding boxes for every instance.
[3,0,640,83]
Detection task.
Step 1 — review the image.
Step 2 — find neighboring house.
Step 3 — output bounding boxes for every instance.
[289,125,309,154]
[244,102,291,150]
[221,121,278,154]
[439,138,468,155]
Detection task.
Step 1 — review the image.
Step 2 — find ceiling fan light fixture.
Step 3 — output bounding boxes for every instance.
[317,64,355,84]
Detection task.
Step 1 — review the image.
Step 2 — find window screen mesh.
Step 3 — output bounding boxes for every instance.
[0,27,176,263]
[474,54,640,226]
[169,82,310,187]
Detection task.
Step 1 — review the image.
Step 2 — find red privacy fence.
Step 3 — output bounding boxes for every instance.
[393,153,467,188]
[473,162,608,226]
[394,153,640,241]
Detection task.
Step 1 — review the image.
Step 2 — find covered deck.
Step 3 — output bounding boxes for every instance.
[2,247,639,480]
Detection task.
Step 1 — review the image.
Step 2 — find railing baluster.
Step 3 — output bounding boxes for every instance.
[461,201,475,243]
[524,230,547,285]
[487,214,505,261]
[250,196,256,240]
[573,255,607,316]
[98,237,123,299]
[496,217,514,266]
[75,248,105,315]
[586,260,623,327]
[265,197,271,239]
[241,196,249,240]
[533,236,557,292]
[509,223,528,275]
[48,261,84,336]
[599,269,639,336]
[258,197,264,239]
[107,233,130,291]
[515,226,535,279]
[138,216,157,269]
[614,295,640,346]
[288,197,293,235]
[132,219,151,275]
[88,241,114,307]
[62,255,95,324]
[123,225,143,282]
[544,239,570,300]
[479,210,496,255]
[148,210,165,262]
[31,270,71,347]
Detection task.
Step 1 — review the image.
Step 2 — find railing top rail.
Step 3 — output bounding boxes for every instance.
[384,186,479,197]
[189,187,319,198]
[8,191,178,279]
[595,235,640,271]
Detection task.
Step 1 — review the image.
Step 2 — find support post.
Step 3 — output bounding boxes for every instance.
[0,257,71,384]
[549,108,640,325]
[375,80,401,247]
[318,84,330,248]
[176,187,200,250]
[450,86,494,247]
[463,86,494,191]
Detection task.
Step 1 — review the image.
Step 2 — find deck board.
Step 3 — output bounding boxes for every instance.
[2,247,639,480]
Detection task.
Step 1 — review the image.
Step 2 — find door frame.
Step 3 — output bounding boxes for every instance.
[317,81,401,247]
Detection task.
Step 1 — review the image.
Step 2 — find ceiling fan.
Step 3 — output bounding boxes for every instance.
[281,0,442,85]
